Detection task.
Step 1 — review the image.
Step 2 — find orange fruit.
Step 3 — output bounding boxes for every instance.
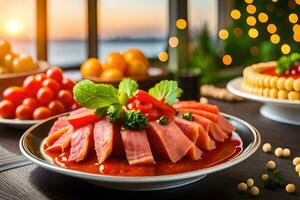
[0,40,11,61]
[123,48,149,67]
[12,54,37,73]
[81,58,102,77]
[100,69,123,81]
[3,53,19,71]
[125,59,148,76]
[104,52,127,73]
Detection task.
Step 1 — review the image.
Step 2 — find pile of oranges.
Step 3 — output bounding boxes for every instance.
[80,48,149,81]
[0,40,39,74]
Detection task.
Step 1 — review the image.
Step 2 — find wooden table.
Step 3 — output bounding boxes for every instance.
[0,99,299,200]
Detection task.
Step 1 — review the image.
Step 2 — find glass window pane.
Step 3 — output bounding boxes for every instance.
[48,0,87,67]
[98,0,168,60]
[0,0,36,59]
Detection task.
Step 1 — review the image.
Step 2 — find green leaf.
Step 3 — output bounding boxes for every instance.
[118,79,139,98]
[73,80,119,109]
[148,80,183,105]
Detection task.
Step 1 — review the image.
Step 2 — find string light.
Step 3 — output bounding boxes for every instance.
[293,24,300,32]
[289,13,298,24]
[246,5,256,14]
[293,33,300,42]
[248,28,259,38]
[270,34,280,44]
[176,19,187,30]
[231,9,241,20]
[158,51,168,62]
[267,24,277,34]
[258,13,269,23]
[244,0,253,4]
[219,29,229,40]
[222,54,232,65]
[233,27,243,37]
[169,37,179,48]
[247,16,257,26]
[281,44,291,54]
[250,46,260,56]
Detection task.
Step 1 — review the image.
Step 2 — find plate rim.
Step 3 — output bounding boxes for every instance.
[0,118,40,125]
[19,113,261,183]
[227,77,300,106]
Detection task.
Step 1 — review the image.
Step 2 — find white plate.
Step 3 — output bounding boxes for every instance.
[19,113,260,191]
[0,118,40,130]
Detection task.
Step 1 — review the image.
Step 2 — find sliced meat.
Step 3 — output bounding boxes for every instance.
[191,114,211,132]
[111,123,125,158]
[93,119,114,164]
[147,121,194,163]
[46,117,71,146]
[69,107,90,115]
[174,116,199,143]
[209,122,229,142]
[66,109,100,129]
[186,145,202,160]
[174,101,219,114]
[46,127,74,152]
[68,124,93,162]
[178,108,218,122]
[121,129,155,165]
[217,114,236,135]
[196,124,216,151]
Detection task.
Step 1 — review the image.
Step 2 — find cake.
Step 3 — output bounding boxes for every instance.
[242,53,300,100]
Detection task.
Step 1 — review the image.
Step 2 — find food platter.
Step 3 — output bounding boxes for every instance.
[20,112,260,191]
[227,77,300,125]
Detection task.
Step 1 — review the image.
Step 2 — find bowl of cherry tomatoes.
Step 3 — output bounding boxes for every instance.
[0,67,79,129]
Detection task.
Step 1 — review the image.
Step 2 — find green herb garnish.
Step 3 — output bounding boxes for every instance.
[123,110,148,130]
[182,112,194,121]
[157,116,168,125]
[118,79,138,101]
[107,104,121,122]
[263,169,285,190]
[148,80,183,105]
[276,53,300,74]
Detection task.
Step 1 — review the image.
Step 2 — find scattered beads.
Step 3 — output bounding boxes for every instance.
[274,147,283,157]
[262,143,272,153]
[237,182,248,192]
[286,184,296,193]
[293,157,300,166]
[282,148,291,158]
[246,178,254,188]
[249,186,260,196]
[261,174,269,181]
[266,160,276,170]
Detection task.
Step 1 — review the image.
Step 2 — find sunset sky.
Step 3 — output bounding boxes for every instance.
[0,0,217,41]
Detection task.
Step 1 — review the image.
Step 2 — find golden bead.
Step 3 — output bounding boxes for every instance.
[293,78,300,91]
[269,88,278,98]
[278,90,288,99]
[270,76,278,88]
[288,91,300,100]
[284,77,294,91]
[277,77,286,90]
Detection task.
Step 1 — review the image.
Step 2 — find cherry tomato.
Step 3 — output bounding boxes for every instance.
[46,67,63,83]
[16,104,32,120]
[3,86,26,106]
[42,78,60,94]
[35,73,47,82]
[48,100,66,115]
[58,90,74,108]
[33,107,52,120]
[23,75,43,97]
[61,79,75,92]
[37,87,54,105]
[70,102,81,111]
[22,98,40,111]
[0,100,16,119]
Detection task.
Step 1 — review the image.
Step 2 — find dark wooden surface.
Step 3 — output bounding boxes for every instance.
[0,99,299,200]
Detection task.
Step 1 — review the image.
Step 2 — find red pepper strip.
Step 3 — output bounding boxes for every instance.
[66,109,101,129]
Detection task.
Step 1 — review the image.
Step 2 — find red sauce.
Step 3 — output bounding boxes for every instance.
[262,67,300,79]
[44,132,242,176]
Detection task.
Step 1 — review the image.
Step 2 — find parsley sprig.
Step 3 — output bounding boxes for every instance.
[276,53,300,74]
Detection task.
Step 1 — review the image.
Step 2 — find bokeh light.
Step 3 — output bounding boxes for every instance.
[169,37,179,48]
[270,34,280,44]
[233,27,243,37]
[258,13,268,23]
[281,44,291,54]
[246,5,256,14]
[222,54,232,65]
[250,46,260,56]
[176,19,187,30]
[296,0,300,5]
[267,24,277,34]
[158,51,168,62]
[293,33,300,42]
[248,28,259,38]
[246,16,257,26]
[289,13,298,24]
[231,9,241,20]
[272,0,278,2]
[245,0,253,4]
[218,29,229,40]
[293,24,300,32]
[5,20,23,35]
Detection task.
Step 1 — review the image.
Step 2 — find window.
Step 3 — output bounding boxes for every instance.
[98,0,168,60]
[0,0,36,59]
[48,0,87,67]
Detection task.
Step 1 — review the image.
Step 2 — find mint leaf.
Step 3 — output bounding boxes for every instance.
[73,80,119,109]
[148,80,182,105]
[118,79,139,98]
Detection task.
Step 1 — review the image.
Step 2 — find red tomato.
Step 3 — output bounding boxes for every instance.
[23,76,43,97]
[58,90,74,108]
[42,78,60,94]
[46,67,63,83]
[48,100,66,115]
[0,100,16,119]
[126,97,160,120]
[61,79,75,91]
[35,73,47,82]
[37,87,54,105]
[3,86,26,106]
[16,104,32,120]
[33,107,52,120]
[22,98,40,111]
